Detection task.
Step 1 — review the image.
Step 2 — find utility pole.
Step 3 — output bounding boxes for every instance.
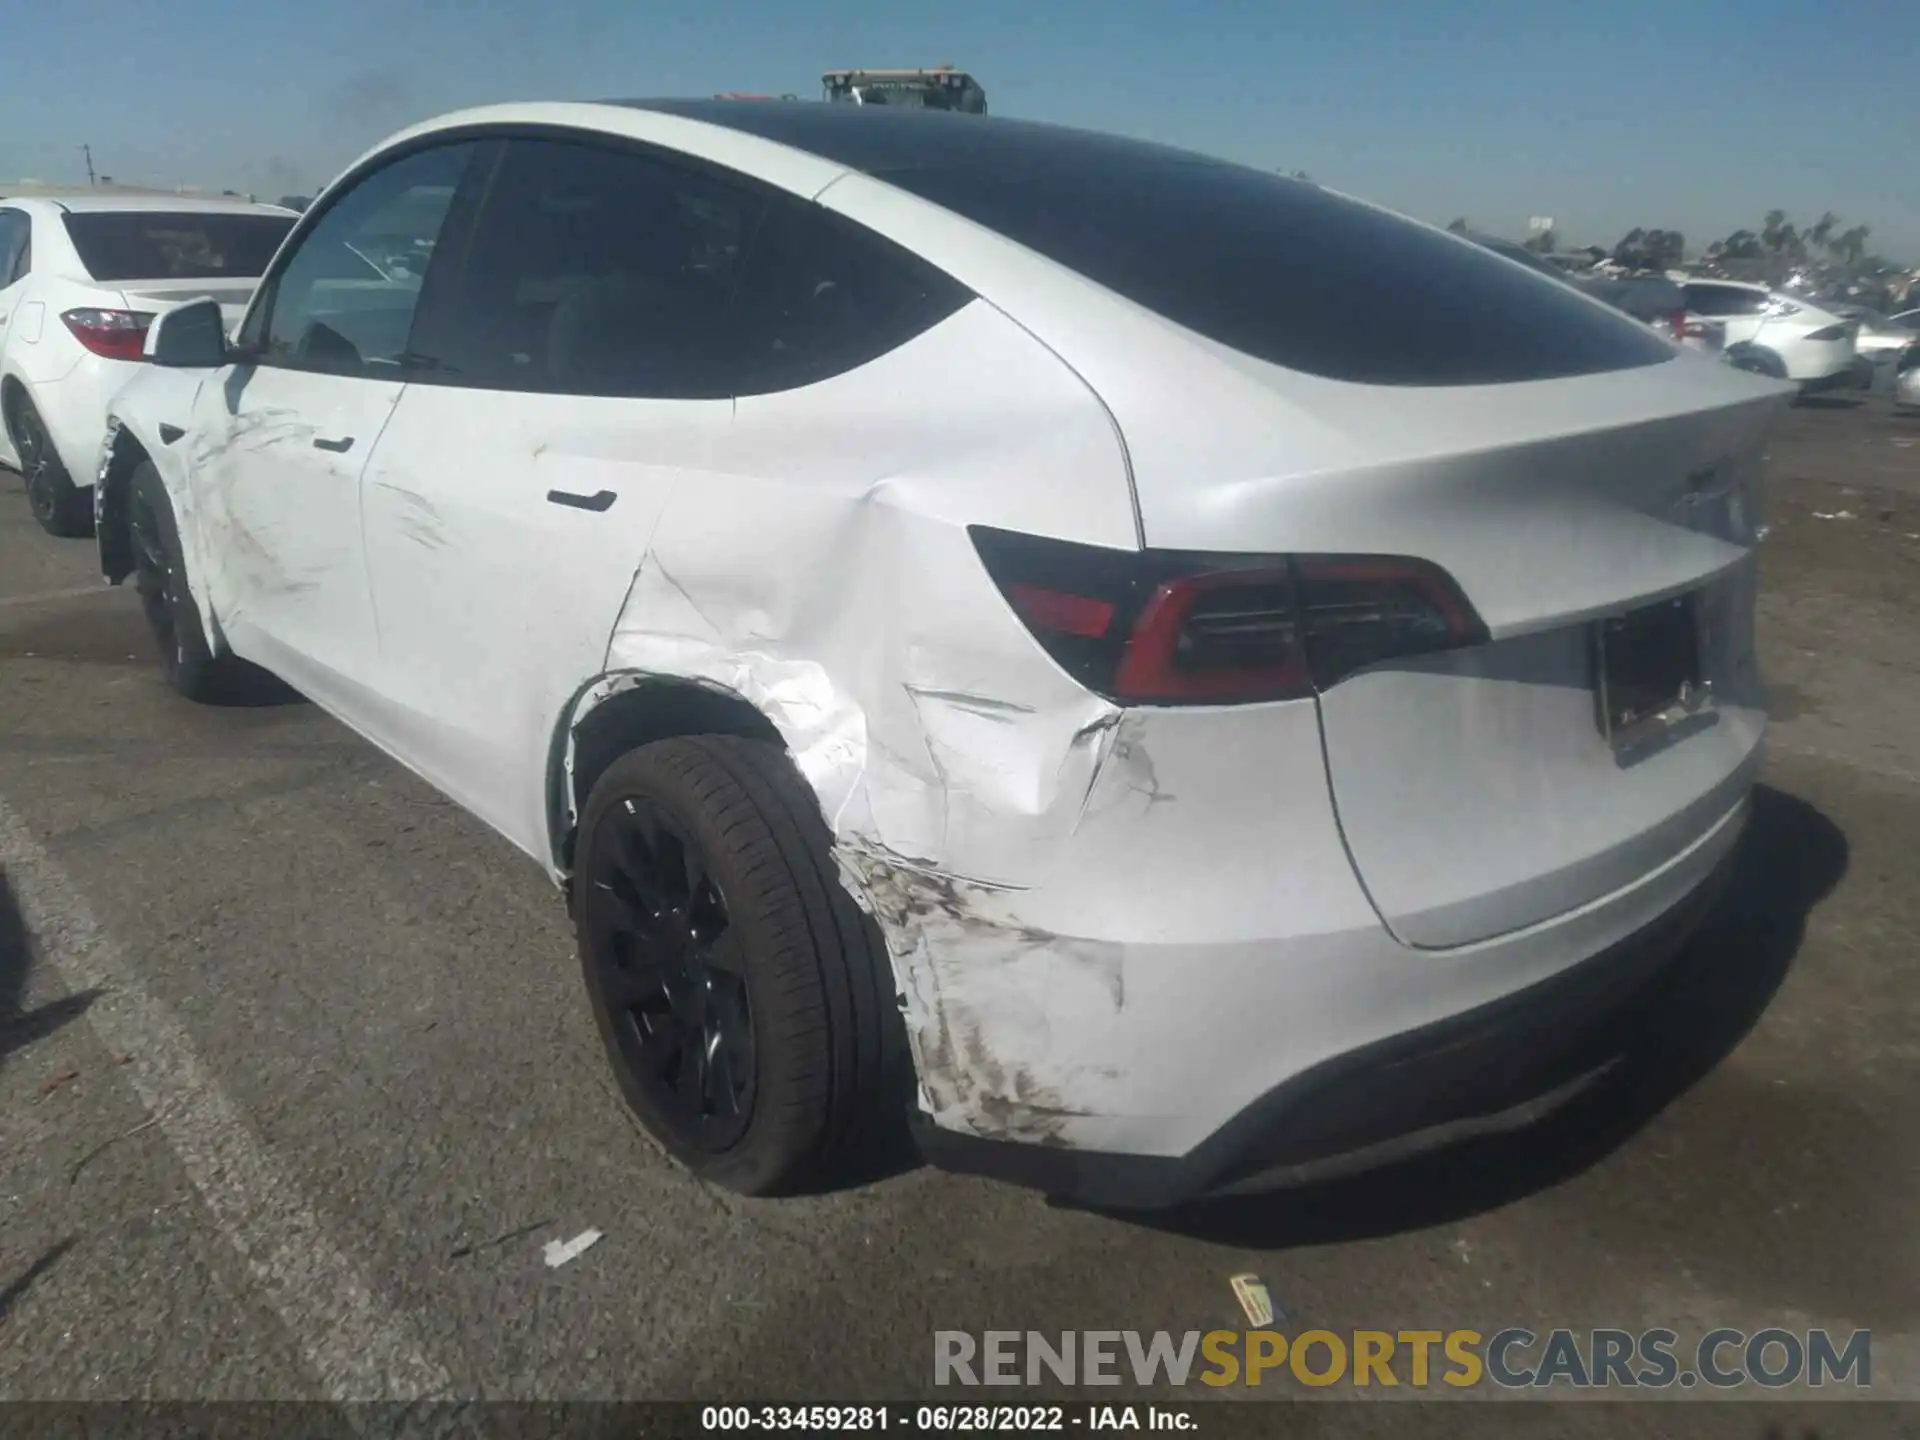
[81,145,97,185]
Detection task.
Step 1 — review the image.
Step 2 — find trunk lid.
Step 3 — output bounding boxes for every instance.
[1103,350,1787,949]
[115,278,261,331]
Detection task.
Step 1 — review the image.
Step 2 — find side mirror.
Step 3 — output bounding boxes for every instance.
[144,297,231,368]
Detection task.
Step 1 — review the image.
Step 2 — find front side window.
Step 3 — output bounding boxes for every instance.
[62,211,293,283]
[251,142,478,377]
[408,137,764,397]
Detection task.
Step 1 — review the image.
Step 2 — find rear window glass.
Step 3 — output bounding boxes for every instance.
[61,212,294,282]
[887,154,1675,385]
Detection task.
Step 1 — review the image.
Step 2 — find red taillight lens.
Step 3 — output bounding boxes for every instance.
[1114,567,1308,700]
[1669,312,1688,340]
[60,308,156,361]
[970,526,1488,705]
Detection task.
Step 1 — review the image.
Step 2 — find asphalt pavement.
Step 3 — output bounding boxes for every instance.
[1,397,1917,1433]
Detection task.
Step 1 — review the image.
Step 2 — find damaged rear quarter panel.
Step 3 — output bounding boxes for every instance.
[585,300,1148,1143]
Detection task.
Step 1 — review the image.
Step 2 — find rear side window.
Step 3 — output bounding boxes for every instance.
[886,153,1674,385]
[61,212,294,282]
[728,194,972,396]
[1586,277,1685,324]
[1684,285,1767,318]
[411,137,764,398]
[0,210,28,284]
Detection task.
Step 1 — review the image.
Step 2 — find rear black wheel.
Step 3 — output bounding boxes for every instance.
[1729,346,1787,380]
[575,736,909,1196]
[8,391,92,538]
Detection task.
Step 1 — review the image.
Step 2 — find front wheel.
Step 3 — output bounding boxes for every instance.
[573,735,910,1196]
[127,460,281,704]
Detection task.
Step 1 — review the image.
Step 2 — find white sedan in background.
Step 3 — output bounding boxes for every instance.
[96,101,1786,1206]
[0,194,295,534]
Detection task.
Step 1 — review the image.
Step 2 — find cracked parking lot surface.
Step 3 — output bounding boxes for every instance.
[1,398,1916,1432]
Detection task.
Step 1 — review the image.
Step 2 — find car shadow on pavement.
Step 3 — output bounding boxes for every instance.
[1793,394,1865,411]
[0,866,103,1070]
[1105,783,1847,1251]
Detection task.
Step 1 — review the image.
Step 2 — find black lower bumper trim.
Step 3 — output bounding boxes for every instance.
[913,840,1739,1210]
[1800,366,1858,395]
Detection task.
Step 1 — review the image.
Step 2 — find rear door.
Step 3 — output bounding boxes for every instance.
[356,134,755,855]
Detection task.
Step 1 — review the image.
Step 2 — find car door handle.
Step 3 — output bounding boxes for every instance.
[546,489,616,512]
[312,435,354,453]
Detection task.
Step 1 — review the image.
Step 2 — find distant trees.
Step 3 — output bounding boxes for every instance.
[1700,210,1886,286]
[1612,227,1686,271]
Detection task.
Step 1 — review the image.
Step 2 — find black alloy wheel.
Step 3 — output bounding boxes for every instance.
[11,396,88,536]
[129,484,184,683]
[581,796,757,1151]
[572,736,911,1197]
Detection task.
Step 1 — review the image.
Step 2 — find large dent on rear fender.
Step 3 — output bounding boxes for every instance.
[561,298,1160,1146]
[586,495,1124,881]
[585,503,1137,1142]
[574,422,1150,1143]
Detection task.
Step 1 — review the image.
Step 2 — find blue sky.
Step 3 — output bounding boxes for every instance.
[4,0,1916,261]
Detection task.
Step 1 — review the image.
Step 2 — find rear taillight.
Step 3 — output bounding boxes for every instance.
[1679,317,1724,348]
[60,308,156,361]
[970,527,1488,705]
[1668,312,1688,340]
[1803,324,1849,342]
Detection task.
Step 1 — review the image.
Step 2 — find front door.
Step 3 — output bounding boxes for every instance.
[188,140,484,706]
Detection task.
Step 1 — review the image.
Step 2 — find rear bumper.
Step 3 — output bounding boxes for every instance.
[914,798,1746,1210]
[1780,339,1856,384]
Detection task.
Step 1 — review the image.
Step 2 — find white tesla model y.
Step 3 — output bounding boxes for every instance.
[95,101,1788,1205]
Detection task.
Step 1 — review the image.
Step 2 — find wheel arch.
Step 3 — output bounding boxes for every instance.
[95,420,150,584]
[547,671,792,878]
[97,413,232,659]
[1725,341,1787,379]
[1,371,33,460]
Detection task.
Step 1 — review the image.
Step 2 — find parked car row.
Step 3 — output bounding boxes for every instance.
[0,193,297,534]
[7,101,1792,1207]
[1462,232,1890,394]
[1464,233,1728,356]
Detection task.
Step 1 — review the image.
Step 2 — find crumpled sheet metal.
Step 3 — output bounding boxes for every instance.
[581,498,1136,1141]
[561,307,1159,1142]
